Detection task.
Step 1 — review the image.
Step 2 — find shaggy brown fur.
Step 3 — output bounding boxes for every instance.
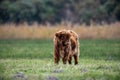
[54,29,79,65]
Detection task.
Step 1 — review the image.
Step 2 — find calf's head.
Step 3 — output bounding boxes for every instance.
[55,30,71,46]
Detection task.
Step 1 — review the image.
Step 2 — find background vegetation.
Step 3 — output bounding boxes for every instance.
[0,0,120,25]
[0,23,120,39]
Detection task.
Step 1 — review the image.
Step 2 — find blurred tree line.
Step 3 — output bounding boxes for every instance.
[0,0,120,25]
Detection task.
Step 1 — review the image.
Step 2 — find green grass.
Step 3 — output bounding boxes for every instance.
[0,39,120,80]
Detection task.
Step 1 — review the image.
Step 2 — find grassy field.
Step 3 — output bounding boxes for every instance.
[0,39,120,80]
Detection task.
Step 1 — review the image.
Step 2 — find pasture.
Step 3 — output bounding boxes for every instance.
[0,39,120,80]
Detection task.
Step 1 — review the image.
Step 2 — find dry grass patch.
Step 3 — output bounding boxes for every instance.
[0,23,120,39]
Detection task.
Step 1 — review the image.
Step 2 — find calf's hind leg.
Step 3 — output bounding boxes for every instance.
[68,56,72,64]
[74,55,78,65]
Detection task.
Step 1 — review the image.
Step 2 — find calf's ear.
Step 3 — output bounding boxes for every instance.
[55,32,60,37]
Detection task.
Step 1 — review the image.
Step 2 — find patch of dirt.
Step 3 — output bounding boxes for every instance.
[53,69,64,73]
[13,72,28,80]
[81,68,88,73]
[46,76,59,80]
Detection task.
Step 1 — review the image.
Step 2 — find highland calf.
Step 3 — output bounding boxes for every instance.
[54,29,79,65]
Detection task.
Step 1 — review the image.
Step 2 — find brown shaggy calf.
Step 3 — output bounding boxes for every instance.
[54,29,79,65]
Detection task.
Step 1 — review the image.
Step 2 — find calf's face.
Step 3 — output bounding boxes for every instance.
[55,31,71,46]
